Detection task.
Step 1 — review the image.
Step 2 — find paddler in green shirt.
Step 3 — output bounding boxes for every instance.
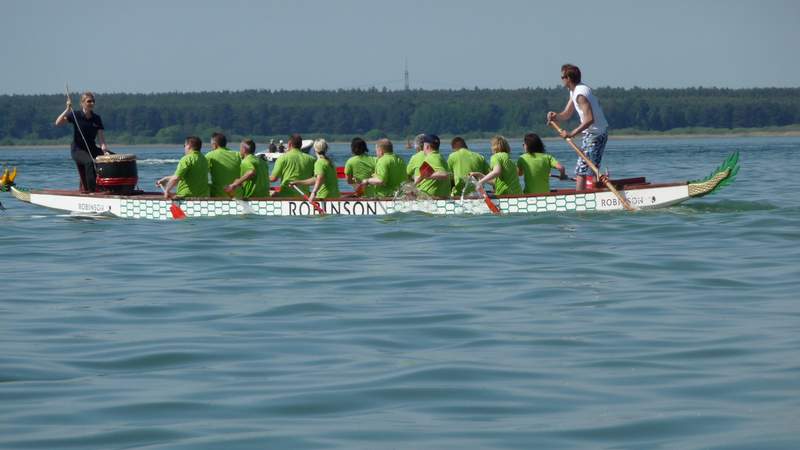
[289,139,340,202]
[414,134,451,198]
[447,136,489,197]
[517,133,567,194]
[470,135,522,196]
[224,139,270,199]
[344,137,377,197]
[269,134,315,197]
[206,132,242,197]
[406,133,426,181]
[359,138,407,197]
[156,136,210,198]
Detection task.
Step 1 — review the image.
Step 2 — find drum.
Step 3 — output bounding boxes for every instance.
[95,154,138,194]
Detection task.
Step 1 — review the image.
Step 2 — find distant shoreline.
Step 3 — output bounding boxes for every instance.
[610,130,800,139]
[2,130,799,150]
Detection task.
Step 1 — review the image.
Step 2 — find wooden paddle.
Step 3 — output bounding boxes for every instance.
[548,121,634,211]
[292,184,326,215]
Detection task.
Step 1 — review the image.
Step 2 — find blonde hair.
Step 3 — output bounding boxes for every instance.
[490,135,510,153]
[313,138,328,154]
[80,92,95,103]
[376,138,393,154]
[313,138,331,162]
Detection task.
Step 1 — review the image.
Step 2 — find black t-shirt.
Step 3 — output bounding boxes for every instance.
[66,110,104,152]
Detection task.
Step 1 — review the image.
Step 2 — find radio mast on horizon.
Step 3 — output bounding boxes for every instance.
[404,59,410,91]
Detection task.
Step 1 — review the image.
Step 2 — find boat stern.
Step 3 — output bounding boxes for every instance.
[687,152,740,198]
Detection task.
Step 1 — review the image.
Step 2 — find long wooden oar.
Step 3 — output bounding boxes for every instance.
[292,184,326,216]
[548,121,634,211]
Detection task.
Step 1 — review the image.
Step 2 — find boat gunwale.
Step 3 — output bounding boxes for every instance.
[22,181,688,202]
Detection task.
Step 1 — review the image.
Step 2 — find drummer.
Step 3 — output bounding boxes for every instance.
[55,91,110,192]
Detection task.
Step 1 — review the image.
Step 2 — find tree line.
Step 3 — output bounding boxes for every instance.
[1,87,799,145]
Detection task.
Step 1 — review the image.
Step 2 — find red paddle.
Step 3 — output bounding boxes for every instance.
[470,176,501,215]
[292,184,326,215]
[158,183,186,219]
[169,202,187,220]
[419,161,434,178]
[354,182,366,197]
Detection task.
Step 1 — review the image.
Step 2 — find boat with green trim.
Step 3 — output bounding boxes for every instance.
[8,153,739,220]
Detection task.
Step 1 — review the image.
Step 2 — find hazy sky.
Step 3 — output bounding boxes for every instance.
[2,0,798,95]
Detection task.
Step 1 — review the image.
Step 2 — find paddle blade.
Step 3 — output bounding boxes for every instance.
[470,176,501,215]
[420,161,434,178]
[484,197,501,215]
[292,184,326,215]
[170,202,186,220]
[477,185,501,215]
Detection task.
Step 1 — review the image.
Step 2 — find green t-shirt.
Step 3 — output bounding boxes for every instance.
[447,148,489,197]
[416,151,451,198]
[345,154,377,197]
[239,154,270,199]
[206,147,241,197]
[374,153,407,197]
[271,148,315,197]
[490,152,522,195]
[313,158,340,199]
[174,150,210,197]
[517,152,560,194]
[406,151,426,179]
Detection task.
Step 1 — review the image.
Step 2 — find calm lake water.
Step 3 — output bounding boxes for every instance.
[1,136,799,449]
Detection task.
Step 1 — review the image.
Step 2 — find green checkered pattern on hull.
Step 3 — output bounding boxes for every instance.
[119,199,283,219]
[117,192,599,218]
[498,193,597,213]
[395,193,598,214]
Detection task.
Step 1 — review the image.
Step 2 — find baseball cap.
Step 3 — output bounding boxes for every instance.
[421,134,440,146]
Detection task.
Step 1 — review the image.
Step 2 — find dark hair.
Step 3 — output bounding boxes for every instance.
[185,136,202,150]
[242,139,256,154]
[561,64,581,84]
[524,133,545,153]
[211,132,227,148]
[288,134,302,149]
[351,137,368,155]
[451,136,467,150]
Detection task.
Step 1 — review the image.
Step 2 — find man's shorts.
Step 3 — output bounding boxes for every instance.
[575,132,608,176]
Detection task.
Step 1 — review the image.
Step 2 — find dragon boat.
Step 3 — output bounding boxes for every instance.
[8,153,739,220]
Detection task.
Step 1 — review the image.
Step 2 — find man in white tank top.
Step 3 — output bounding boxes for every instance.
[546,64,609,190]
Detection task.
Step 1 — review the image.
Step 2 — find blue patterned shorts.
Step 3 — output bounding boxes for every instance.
[575,132,608,176]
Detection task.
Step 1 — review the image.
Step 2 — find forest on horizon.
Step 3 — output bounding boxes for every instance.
[1,86,799,145]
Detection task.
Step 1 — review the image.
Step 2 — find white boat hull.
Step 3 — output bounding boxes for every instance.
[9,152,739,220]
[9,183,693,219]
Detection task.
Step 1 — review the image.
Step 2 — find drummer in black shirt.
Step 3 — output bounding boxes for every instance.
[55,91,109,192]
